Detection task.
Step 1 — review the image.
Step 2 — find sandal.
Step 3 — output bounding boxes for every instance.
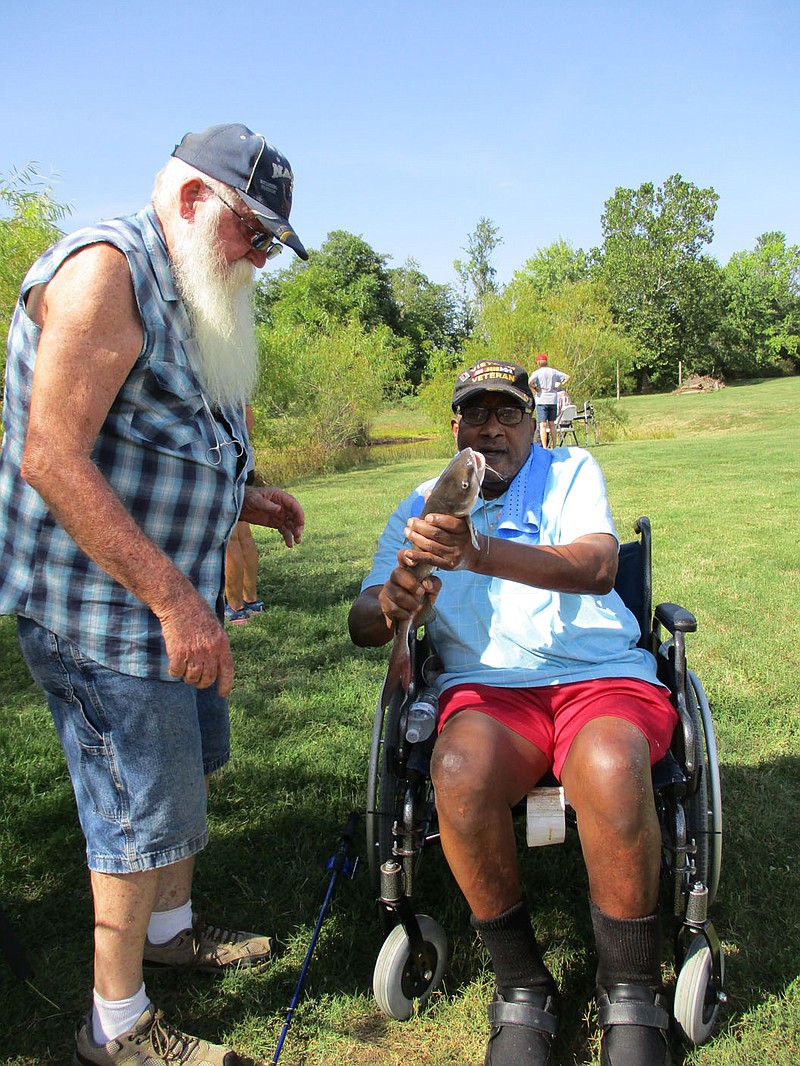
[485,986,559,1066]
[596,984,671,1066]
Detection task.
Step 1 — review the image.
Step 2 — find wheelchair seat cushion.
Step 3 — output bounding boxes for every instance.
[596,984,671,1066]
[485,987,559,1066]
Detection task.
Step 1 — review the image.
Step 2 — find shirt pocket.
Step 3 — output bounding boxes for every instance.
[129,353,207,453]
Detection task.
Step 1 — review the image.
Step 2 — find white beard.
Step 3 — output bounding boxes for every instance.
[169,203,259,409]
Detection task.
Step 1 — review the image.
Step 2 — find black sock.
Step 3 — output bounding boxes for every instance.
[590,899,662,990]
[471,900,557,997]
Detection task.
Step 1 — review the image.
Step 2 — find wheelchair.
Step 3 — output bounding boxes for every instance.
[365,517,724,1046]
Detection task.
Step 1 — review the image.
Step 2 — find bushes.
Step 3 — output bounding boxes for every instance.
[252,318,408,481]
[1,165,70,387]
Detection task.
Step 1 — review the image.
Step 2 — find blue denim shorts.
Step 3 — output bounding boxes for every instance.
[535,403,558,422]
[17,617,230,874]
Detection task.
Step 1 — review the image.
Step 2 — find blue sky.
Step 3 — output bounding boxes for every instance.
[3,0,798,287]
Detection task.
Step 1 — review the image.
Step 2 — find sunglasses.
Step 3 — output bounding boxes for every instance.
[458,405,530,426]
[205,186,283,258]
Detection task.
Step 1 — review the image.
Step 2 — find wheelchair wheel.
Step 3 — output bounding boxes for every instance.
[366,684,402,889]
[688,670,722,906]
[373,914,448,1020]
[366,656,438,898]
[684,674,710,893]
[673,934,725,1045]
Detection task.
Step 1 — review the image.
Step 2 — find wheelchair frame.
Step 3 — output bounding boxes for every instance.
[365,517,725,1044]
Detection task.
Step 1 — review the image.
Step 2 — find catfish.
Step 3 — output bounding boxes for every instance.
[386,446,486,693]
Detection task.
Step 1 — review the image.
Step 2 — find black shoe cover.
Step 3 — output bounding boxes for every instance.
[597,984,671,1066]
[485,987,559,1066]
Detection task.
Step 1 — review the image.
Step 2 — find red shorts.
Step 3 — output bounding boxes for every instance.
[437,678,678,780]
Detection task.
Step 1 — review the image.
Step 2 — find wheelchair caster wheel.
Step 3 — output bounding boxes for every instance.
[673,935,725,1045]
[373,914,448,1020]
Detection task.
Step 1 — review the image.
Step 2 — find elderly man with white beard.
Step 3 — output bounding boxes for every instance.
[0,124,307,1066]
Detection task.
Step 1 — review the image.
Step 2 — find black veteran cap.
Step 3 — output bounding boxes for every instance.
[452,360,534,411]
[172,123,308,260]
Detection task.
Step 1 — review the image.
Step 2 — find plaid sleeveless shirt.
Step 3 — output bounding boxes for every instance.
[0,205,248,678]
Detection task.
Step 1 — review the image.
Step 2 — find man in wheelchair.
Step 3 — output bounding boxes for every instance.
[348,360,678,1066]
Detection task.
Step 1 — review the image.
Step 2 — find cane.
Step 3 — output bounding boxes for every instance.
[271,811,359,1065]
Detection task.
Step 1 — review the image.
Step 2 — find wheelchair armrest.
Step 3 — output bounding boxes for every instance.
[654,601,697,634]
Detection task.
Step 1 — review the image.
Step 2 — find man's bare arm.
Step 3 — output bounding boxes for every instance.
[349,518,618,651]
[400,515,618,594]
[348,586,392,648]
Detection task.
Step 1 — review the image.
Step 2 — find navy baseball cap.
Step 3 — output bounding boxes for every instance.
[172,123,308,260]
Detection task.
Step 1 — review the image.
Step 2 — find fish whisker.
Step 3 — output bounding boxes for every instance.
[483,462,507,482]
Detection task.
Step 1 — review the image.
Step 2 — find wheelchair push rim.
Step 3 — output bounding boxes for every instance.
[366,630,439,895]
[688,669,722,907]
[366,686,397,889]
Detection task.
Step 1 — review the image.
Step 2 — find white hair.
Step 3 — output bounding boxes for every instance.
[152,157,243,218]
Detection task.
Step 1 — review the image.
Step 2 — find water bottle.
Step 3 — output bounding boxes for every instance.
[405,688,439,743]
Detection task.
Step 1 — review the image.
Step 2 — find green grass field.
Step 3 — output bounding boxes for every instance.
[1,378,799,1064]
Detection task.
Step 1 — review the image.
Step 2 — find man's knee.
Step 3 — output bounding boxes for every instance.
[431,733,476,798]
[568,718,650,775]
[565,723,655,836]
[582,737,647,782]
[431,725,506,822]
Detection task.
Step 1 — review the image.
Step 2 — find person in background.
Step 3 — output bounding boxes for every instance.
[225,404,265,625]
[0,123,307,1066]
[529,352,570,449]
[349,360,675,1066]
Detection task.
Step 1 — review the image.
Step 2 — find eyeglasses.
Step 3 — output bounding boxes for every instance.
[458,405,530,426]
[205,185,283,258]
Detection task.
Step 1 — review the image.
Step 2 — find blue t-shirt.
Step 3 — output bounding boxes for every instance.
[362,446,663,694]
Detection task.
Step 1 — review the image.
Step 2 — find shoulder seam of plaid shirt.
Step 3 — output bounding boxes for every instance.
[0,205,248,678]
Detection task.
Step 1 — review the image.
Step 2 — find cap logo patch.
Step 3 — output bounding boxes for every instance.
[460,361,517,384]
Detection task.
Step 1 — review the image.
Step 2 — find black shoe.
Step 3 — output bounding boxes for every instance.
[597,984,671,1066]
[485,986,559,1066]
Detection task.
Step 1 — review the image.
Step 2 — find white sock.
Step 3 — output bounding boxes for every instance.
[92,982,149,1044]
[146,899,193,944]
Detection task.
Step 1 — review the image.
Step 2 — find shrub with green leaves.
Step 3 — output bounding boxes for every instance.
[1,165,71,383]
[252,318,408,480]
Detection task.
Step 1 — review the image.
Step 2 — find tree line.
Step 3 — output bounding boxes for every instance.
[251,173,799,414]
[2,166,799,469]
